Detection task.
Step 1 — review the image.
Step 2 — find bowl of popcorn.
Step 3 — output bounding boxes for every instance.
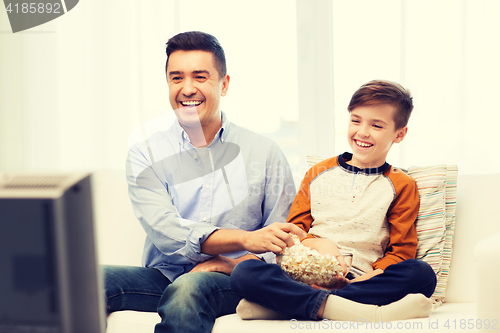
[277,235,351,288]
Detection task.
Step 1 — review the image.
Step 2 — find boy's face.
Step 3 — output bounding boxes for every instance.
[347,104,407,169]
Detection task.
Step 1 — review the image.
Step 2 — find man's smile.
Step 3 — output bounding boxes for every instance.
[180,100,203,107]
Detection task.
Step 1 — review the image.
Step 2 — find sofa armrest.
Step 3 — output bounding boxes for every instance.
[474,231,500,332]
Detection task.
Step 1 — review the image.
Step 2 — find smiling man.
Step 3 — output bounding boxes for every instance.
[102,31,303,333]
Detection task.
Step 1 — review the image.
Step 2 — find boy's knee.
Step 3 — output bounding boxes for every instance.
[231,260,263,294]
[403,259,437,296]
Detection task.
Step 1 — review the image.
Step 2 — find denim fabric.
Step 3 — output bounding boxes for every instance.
[332,259,437,305]
[231,259,437,320]
[104,266,241,333]
[156,272,241,333]
[231,260,330,320]
[104,265,170,313]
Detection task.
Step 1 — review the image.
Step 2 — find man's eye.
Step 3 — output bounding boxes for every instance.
[171,77,182,81]
[196,76,207,80]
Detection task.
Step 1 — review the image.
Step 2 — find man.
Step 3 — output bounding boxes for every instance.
[103,31,304,333]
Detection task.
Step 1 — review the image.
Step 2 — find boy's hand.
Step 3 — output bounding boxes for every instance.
[336,255,349,276]
[349,268,384,283]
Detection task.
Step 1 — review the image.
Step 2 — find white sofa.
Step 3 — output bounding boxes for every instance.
[93,169,500,333]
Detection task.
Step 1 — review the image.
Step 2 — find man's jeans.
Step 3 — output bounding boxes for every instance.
[230,259,437,320]
[103,265,241,333]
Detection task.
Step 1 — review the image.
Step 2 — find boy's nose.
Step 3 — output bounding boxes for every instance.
[359,126,370,137]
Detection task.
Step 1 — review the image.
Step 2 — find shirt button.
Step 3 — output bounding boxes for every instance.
[205,184,210,189]
[193,155,198,159]
[203,217,207,222]
[221,138,224,143]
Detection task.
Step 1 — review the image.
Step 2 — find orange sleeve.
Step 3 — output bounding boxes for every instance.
[372,168,419,270]
[286,172,314,233]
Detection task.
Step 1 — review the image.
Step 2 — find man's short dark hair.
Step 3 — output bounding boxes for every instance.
[165,31,227,79]
[348,80,414,129]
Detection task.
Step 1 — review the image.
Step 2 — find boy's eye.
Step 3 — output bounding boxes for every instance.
[351,119,360,123]
[373,124,383,129]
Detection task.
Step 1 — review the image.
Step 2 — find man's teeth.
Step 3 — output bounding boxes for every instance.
[181,101,202,106]
[356,140,372,147]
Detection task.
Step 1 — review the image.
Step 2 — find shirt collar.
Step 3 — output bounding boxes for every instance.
[171,111,230,146]
[338,152,390,175]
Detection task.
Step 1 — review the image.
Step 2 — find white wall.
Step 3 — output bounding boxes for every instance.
[330,0,500,175]
[1,0,499,176]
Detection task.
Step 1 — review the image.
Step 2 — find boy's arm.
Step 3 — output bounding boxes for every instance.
[301,237,341,256]
[372,172,420,271]
[301,237,348,276]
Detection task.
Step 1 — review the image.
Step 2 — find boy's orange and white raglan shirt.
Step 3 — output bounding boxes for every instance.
[287,152,420,277]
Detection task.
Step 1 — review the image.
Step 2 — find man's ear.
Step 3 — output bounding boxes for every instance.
[394,126,408,143]
[221,74,230,97]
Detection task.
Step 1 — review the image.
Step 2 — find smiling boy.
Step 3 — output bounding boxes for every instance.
[231,80,437,322]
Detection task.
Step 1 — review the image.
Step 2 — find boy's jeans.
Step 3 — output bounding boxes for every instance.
[231,259,437,320]
[103,265,241,333]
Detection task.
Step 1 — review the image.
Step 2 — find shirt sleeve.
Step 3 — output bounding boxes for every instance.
[126,143,216,265]
[372,169,419,270]
[255,143,297,263]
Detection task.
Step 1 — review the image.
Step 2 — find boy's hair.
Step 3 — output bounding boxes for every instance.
[348,80,414,129]
[165,31,227,80]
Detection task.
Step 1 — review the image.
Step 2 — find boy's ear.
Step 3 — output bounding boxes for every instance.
[394,126,408,143]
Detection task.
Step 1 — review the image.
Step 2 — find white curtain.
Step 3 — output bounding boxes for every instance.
[1,1,177,171]
[332,0,500,175]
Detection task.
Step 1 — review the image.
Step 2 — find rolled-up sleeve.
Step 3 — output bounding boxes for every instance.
[126,143,216,265]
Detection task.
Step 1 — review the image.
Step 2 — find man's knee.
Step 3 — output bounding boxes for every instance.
[168,272,230,298]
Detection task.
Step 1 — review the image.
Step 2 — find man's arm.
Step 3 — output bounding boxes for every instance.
[126,145,217,265]
[197,140,299,271]
[200,223,307,255]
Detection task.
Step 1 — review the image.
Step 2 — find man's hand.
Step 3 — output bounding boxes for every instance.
[311,275,350,290]
[201,223,307,255]
[190,254,261,275]
[190,255,237,275]
[243,223,307,254]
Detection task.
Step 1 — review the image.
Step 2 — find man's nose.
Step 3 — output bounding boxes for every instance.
[182,78,197,96]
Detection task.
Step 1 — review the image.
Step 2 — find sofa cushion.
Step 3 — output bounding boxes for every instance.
[407,165,458,303]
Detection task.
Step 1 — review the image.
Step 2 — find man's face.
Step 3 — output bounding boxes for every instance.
[166,50,229,130]
[347,104,407,169]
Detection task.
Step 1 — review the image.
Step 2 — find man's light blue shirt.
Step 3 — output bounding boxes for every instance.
[126,112,296,282]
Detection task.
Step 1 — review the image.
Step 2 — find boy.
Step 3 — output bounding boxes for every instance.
[231,80,437,322]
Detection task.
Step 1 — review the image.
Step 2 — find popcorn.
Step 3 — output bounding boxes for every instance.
[277,235,343,287]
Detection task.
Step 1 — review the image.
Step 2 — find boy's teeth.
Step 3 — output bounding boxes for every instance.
[356,140,372,147]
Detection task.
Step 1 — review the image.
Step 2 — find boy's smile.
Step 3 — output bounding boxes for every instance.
[347,104,407,169]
